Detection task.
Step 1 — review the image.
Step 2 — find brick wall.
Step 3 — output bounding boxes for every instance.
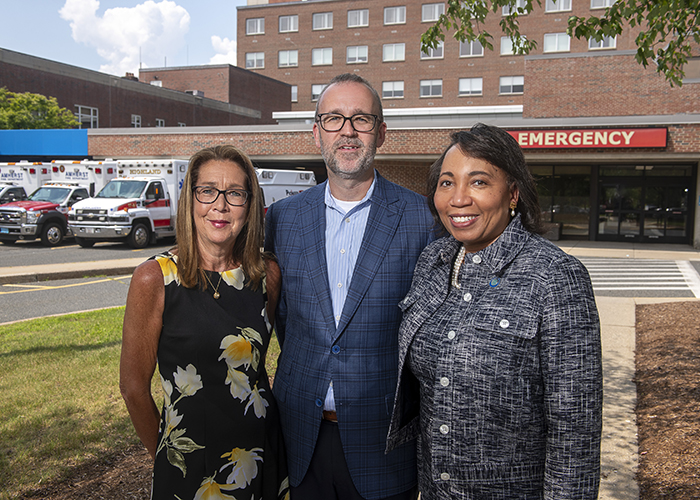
[139,66,231,103]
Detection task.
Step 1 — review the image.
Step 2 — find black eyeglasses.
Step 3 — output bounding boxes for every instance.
[193,186,249,206]
[316,113,380,132]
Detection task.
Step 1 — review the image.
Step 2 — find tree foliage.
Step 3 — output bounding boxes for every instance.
[0,88,79,129]
[421,0,700,87]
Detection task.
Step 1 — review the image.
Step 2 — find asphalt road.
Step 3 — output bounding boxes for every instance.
[0,237,176,268]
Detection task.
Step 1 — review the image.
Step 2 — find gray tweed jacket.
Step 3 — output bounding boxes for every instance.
[386,216,602,499]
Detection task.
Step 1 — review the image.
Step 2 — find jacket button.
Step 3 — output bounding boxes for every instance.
[499,319,510,328]
[439,424,449,434]
[472,255,482,264]
[440,472,450,480]
[315,398,323,407]
[440,377,449,387]
[332,345,341,354]
[447,330,456,340]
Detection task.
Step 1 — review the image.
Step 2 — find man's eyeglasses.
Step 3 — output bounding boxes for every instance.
[193,186,249,206]
[316,113,380,133]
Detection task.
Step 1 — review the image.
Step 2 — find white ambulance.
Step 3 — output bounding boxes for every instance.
[257,168,316,209]
[0,161,52,203]
[50,159,118,197]
[68,159,188,248]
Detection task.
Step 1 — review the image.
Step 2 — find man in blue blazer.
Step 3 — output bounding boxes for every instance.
[264,74,434,500]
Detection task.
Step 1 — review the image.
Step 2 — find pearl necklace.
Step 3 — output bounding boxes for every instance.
[451,245,467,289]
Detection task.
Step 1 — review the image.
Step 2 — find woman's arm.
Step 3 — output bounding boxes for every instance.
[540,254,603,499]
[119,259,165,459]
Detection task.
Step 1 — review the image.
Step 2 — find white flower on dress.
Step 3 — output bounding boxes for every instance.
[219,447,264,489]
[163,405,183,438]
[173,364,203,397]
[160,375,173,407]
[225,365,252,400]
[221,267,245,290]
[219,335,254,370]
[244,385,269,418]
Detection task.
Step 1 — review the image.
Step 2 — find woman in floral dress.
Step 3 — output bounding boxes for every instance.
[120,145,289,500]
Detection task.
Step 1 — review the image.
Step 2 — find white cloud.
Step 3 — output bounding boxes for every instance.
[209,36,237,66]
[59,0,191,76]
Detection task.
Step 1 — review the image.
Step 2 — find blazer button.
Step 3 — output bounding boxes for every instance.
[440,472,450,481]
[315,398,323,407]
[332,345,341,354]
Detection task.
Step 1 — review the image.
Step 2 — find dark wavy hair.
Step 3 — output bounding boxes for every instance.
[176,145,266,290]
[427,123,544,235]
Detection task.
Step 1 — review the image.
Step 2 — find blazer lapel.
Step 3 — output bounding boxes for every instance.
[334,175,404,339]
[299,184,337,332]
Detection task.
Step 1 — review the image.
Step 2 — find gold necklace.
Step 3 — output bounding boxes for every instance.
[203,270,223,299]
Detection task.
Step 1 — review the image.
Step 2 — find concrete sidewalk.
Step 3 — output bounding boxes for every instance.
[2,241,700,499]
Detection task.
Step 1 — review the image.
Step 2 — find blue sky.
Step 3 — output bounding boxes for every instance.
[0,0,247,77]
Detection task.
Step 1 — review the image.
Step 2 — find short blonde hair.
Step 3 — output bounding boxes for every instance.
[175,145,265,289]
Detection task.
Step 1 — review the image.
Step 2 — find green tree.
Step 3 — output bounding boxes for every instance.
[421,0,700,87]
[0,87,79,129]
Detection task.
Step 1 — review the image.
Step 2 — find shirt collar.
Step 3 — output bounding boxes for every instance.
[324,170,377,213]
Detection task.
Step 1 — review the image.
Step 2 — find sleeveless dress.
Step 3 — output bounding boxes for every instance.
[150,252,289,500]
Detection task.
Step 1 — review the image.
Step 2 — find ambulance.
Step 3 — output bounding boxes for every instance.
[68,159,188,248]
[257,168,316,209]
[0,161,52,203]
[0,160,115,246]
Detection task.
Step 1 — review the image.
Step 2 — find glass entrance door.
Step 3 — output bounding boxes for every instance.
[596,165,693,243]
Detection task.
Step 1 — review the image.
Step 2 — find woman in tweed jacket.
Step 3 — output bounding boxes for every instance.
[386,123,602,500]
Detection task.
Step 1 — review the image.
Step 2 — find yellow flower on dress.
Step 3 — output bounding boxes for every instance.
[219,335,253,370]
[220,267,245,290]
[244,384,269,418]
[173,364,203,397]
[193,476,237,500]
[155,254,180,286]
[225,365,252,400]
[219,447,264,489]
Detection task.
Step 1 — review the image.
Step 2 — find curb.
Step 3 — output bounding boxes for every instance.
[0,266,139,285]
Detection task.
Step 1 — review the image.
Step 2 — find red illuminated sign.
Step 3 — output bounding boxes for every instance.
[508,128,667,149]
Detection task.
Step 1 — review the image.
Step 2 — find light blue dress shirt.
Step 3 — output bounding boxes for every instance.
[323,172,376,411]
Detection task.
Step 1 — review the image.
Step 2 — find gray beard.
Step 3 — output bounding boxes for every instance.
[321,136,377,180]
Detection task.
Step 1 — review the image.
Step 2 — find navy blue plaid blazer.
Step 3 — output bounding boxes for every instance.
[264,172,434,499]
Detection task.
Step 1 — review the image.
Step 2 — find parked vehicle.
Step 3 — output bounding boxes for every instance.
[0,183,27,204]
[0,160,117,247]
[0,183,91,246]
[257,168,316,209]
[68,159,189,248]
[0,161,51,196]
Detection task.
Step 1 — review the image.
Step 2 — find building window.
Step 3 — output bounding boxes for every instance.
[545,0,571,12]
[156,118,165,127]
[279,50,298,67]
[178,122,186,127]
[543,33,570,52]
[382,81,404,99]
[502,0,526,15]
[75,105,98,129]
[459,77,483,96]
[291,85,298,102]
[421,40,443,59]
[591,0,616,8]
[131,114,141,128]
[348,9,369,27]
[246,18,264,35]
[311,84,327,101]
[279,15,298,33]
[501,37,514,55]
[422,3,445,21]
[589,35,617,49]
[313,12,333,30]
[312,48,333,66]
[420,79,442,97]
[499,76,524,94]
[150,80,162,87]
[383,43,405,62]
[459,39,484,57]
[347,46,368,64]
[246,52,265,69]
[384,6,406,25]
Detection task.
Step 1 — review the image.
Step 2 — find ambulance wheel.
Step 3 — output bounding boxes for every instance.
[128,223,150,249]
[41,222,64,247]
[75,237,95,248]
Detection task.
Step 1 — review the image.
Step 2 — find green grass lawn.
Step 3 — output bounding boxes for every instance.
[0,308,281,498]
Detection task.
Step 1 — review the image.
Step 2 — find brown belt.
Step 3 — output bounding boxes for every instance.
[322,410,338,422]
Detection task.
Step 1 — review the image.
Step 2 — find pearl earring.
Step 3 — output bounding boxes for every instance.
[510,202,517,217]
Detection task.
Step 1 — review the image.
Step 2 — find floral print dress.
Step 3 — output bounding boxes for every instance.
[151,252,289,500]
